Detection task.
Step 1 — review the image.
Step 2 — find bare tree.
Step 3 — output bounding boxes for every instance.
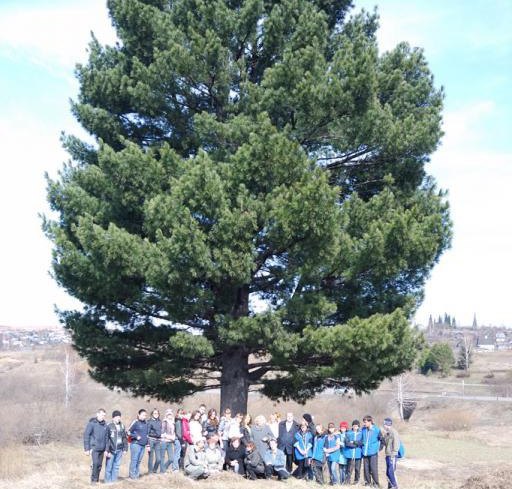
[60,345,78,408]
[393,373,417,421]
[457,334,474,373]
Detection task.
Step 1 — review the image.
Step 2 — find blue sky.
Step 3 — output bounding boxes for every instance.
[0,1,511,328]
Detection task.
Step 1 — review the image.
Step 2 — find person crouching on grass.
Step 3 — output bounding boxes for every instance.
[204,434,224,474]
[226,435,246,476]
[361,415,381,488]
[83,408,108,485]
[264,438,289,481]
[105,410,128,483]
[381,418,400,489]
[184,438,210,479]
[245,441,266,480]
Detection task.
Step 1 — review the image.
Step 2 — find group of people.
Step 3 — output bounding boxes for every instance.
[83,404,402,488]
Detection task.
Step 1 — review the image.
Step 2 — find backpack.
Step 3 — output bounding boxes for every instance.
[397,441,405,459]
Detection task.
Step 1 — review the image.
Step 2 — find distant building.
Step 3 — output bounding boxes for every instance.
[477,331,496,351]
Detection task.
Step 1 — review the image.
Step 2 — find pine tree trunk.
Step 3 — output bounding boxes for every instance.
[220,348,249,414]
[220,285,250,414]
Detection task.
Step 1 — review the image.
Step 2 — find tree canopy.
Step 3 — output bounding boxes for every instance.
[44,0,451,413]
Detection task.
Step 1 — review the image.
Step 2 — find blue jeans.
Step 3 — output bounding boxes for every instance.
[129,443,146,479]
[328,460,339,484]
[339,463,347,483]
[386,455,398,488]
[105,450,124,482]
[148,439,162,473]
[160,439,181,472]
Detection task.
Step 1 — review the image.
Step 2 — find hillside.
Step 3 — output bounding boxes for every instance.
[0,346,511,488]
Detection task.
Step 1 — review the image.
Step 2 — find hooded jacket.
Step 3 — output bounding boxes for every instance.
[83,417,108,452]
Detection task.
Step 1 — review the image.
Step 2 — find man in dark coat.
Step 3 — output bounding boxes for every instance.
[83,408,108,484]
[277,412,299,473]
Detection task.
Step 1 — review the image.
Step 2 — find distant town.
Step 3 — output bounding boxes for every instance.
[423,313,512,351]
[0,325,70,350]
[1,314,511,352]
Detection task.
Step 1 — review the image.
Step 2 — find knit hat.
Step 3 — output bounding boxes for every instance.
[165,409,174,416]
[303,413,313,424]
[112,410,121,418]
[351,419,360,427]
[339,421,349,430]
[384,418,393,426]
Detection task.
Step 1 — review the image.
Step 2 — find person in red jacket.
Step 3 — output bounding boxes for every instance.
[176,409,193,469]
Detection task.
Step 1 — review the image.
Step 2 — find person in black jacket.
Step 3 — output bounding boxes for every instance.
[225,436,246,476]
[278,412,299,473]
[244,441,266,480]
[83,408,108,484]
[147,408,162,473]
[105,410,128,483]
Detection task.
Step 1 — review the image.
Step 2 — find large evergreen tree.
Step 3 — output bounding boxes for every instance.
[44,0,451,413]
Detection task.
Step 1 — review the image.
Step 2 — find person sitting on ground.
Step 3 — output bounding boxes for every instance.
[83,408,109,485]
[263,438,289,481]
[184,438,210,479]
[205,434,224,474]
[244,441,266,480]
[381,418,400,489]
[226,436,246,476]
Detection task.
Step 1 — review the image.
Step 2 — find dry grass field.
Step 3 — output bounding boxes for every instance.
[1,345,512,489]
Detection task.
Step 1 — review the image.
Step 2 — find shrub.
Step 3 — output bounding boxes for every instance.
[432,408,472,431]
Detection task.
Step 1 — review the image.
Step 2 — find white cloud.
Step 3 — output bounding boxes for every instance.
[0,0,117,72]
